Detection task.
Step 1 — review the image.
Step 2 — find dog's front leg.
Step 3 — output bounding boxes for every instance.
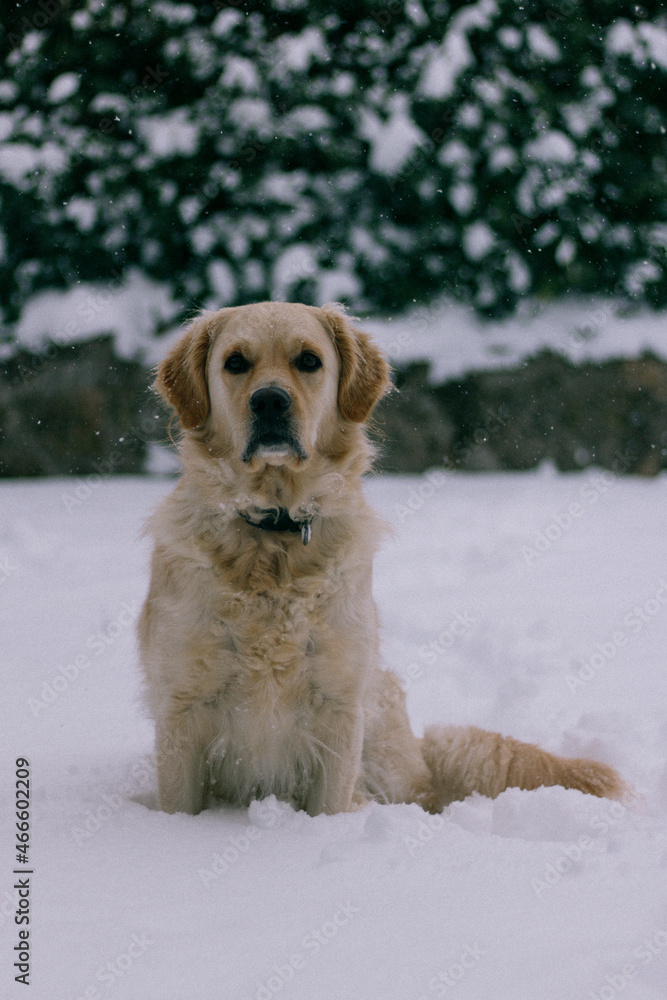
[305,706,364,816]
[156,704,216,815]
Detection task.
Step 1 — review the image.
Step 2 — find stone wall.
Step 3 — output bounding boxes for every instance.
[1,338,666,477]
[374,352,667,476]
[0,338,164,477]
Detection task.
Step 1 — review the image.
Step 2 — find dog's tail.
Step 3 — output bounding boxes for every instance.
[419,724,627,812]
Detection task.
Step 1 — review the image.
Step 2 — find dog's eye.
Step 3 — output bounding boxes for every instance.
[224,352,251,374]
[294,351,322,373]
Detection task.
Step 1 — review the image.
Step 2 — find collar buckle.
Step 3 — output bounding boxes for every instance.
[238,508,314,545]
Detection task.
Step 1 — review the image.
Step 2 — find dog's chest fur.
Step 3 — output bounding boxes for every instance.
[212,568,336,666]
[202,576,345,806]
[166,528,367,806]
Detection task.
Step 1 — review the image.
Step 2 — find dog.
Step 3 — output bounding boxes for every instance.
[138,300,626,816]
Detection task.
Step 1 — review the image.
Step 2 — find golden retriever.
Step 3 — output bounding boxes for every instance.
[138,301,626,815]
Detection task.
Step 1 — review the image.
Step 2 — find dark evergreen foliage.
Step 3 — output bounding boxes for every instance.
[0,0,665,339]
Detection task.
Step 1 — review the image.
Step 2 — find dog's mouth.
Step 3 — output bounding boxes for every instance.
[242,427,307,465]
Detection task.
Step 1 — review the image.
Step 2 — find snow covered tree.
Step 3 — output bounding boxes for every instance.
[0,0,665,342]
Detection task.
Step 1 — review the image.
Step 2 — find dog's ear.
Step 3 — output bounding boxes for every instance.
[155,313,218,430]
[319,305,391,422]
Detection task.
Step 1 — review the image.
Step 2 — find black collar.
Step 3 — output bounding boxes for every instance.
[237,508,313,545]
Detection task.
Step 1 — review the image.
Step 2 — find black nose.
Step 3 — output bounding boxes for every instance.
[250,386,291,416]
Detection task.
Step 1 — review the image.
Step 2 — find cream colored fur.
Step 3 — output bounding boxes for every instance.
[139,301,626,816]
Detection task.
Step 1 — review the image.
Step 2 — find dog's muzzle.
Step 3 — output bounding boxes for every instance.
[242,386,306,463]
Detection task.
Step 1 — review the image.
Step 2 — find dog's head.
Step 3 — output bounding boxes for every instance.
[155,302,390,472]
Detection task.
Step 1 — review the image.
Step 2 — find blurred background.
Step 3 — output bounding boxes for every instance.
[1,0,666,477]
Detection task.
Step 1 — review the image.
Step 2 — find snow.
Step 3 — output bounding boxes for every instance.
[358,94,427,177]
[0,112,14,142]
[206,260,236,304]
[0,142,66,187]
[419,0,499,100]
[316,268,361,304]
[219,56,260,93]
[137,109,200,159]
[497,27,522,51]
[46,73,80,104]
[190,223,216,256]
[607,18,667,69]
[524,130,578,165]
[606,20,640,57]
[271,244,318,300]
[525,24,561,63]
[261,171,309,204]
[63,196,97,233]
[555,237,577,267]
[437,139,470,167]
[489,146,518,173]
[275,26,327,73]
[228,97,272,131]
[405,0,429,28]
[1,470,666,999]
[152,1,197,25]
[462,221,495,261]
[283,105,333,134]
[506,250,531,293]
[448,182,475,215]
[89,93,131,115]
[10,275,667,388]
[71,9,92,31]
[11,279,667,390]
[211,9,243,38]
[0,80,19,102]
[13,269,180,360]
[638,23,667,69]
[362,296,667,381]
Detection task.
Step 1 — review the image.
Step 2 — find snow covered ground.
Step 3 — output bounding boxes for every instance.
[2,470,667,1000]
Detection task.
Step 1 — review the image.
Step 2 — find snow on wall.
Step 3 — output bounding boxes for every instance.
[11,270,180,360]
